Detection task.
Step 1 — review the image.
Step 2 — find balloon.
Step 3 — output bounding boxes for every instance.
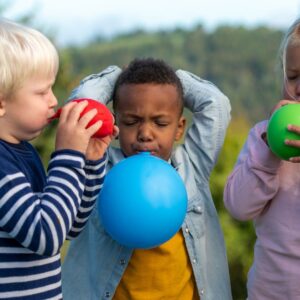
[267,104,300,160]
[49,98,114,138]
[98,152,188,249]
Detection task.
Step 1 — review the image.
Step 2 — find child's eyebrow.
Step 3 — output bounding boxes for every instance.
[38,81,54,90]
[122,112,170,118]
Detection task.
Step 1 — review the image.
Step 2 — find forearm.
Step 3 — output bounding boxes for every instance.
[176,69,231,178]
[67,154,107,239]
[224,122,282,220]
[67,66,122,104]
[0,150,86,256]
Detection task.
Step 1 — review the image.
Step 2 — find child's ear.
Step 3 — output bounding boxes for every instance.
[175,116,186,141]
[112,113,119,140]
[0,98,6,117]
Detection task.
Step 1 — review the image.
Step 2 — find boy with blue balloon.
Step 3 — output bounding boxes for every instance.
[62,58,232,300]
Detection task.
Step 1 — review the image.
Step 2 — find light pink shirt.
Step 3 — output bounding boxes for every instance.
[224,120,300,300]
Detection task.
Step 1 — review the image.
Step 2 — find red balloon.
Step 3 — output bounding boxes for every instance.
[50,98,114,138]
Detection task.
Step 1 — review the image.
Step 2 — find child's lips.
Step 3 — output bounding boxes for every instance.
[135,149,156,155]
[47,110,60,123]
[47,116,55,124]
[48,111,60,121]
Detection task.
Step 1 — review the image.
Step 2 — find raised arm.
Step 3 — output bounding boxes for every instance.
[68,65,122,104]
[176,70,231,181]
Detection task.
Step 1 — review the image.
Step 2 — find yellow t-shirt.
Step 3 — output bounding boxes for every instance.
[113,230,199,300]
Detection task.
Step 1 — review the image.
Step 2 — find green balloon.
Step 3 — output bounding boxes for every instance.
[267,104,300,160]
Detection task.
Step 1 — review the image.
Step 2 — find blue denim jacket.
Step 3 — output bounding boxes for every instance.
[62,66,232,300]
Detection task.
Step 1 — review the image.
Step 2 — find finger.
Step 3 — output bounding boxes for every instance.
[66,100,89,123]
[279,100,297,107]
[86,120,103,137]
[285,139,300,147]
[78,108,98,128]
[112,125,119,138]
[270,100,297,117]
[289,156,300,163]
[287,124,300,133]
[58,101,77,122]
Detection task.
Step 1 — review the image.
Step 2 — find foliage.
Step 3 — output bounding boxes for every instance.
[59,24,283,124]
[211,117,255,299]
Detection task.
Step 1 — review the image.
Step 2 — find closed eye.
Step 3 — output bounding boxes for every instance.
[286,71,300,81]
[122,119,139,126]
[287,75,298,81]
[155,117,171,127]
[156,122,169,127]
[36,88,51,96]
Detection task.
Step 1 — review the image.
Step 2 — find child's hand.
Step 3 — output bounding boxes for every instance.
[268,100,300,163]
[285,124,300,163]
[55,100,102,155]
[269,99,297,117]
[86,125,119,160]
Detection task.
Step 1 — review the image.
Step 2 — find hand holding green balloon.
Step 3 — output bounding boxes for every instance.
[267,103,300,160]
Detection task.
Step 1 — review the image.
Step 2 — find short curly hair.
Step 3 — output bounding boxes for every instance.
[113,58,183,114]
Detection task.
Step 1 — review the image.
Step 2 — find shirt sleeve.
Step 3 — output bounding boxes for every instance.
[176,70,231,181]
[67,153,107,239]
[0,149,86,256]
[67,66,122,105]
[224,120,282,221]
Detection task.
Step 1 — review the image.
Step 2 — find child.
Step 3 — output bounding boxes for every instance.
[62,58,232,300]
[0,19,116,299]
[224,18,300,300]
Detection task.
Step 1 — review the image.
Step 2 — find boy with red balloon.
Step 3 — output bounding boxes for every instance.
[0,19,117,300]
[62,58,232,300]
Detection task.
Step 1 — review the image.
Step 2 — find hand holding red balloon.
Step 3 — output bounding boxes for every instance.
[50,98,115,138]
[50,98,117,160]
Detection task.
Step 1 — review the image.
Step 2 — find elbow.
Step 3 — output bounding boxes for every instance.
[224,189,252,221]
[225,206,253,222]
[31,237,65,257]
[36,244,63,257]
[66,232,79,240]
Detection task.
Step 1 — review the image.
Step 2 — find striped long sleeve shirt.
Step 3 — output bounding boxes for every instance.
[0,140,106,299]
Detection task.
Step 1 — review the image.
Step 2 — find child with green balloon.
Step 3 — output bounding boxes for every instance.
[224,18,300,300]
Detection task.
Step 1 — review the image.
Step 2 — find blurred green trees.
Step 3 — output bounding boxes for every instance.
[211,117,255,299]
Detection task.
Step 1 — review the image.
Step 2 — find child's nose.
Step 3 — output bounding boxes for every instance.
[137,124,153,142]
[49,90,58,108]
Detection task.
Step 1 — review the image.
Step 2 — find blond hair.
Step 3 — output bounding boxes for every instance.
[0,18,59,99]
[279,18,300,83]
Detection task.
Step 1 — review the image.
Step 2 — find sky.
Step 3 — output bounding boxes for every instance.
[4,0,300,47]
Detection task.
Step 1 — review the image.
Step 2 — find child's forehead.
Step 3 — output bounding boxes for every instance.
[115,83,183,114]
[286,44,300,68]
[117,83,179,99]
[26,73,56,84]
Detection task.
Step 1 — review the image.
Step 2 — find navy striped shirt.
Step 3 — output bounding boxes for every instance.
[0,140,106,299]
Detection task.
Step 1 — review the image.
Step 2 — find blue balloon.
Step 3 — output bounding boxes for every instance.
[98,152,188,249]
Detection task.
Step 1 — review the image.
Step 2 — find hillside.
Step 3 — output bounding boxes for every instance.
[58,24,284,124]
